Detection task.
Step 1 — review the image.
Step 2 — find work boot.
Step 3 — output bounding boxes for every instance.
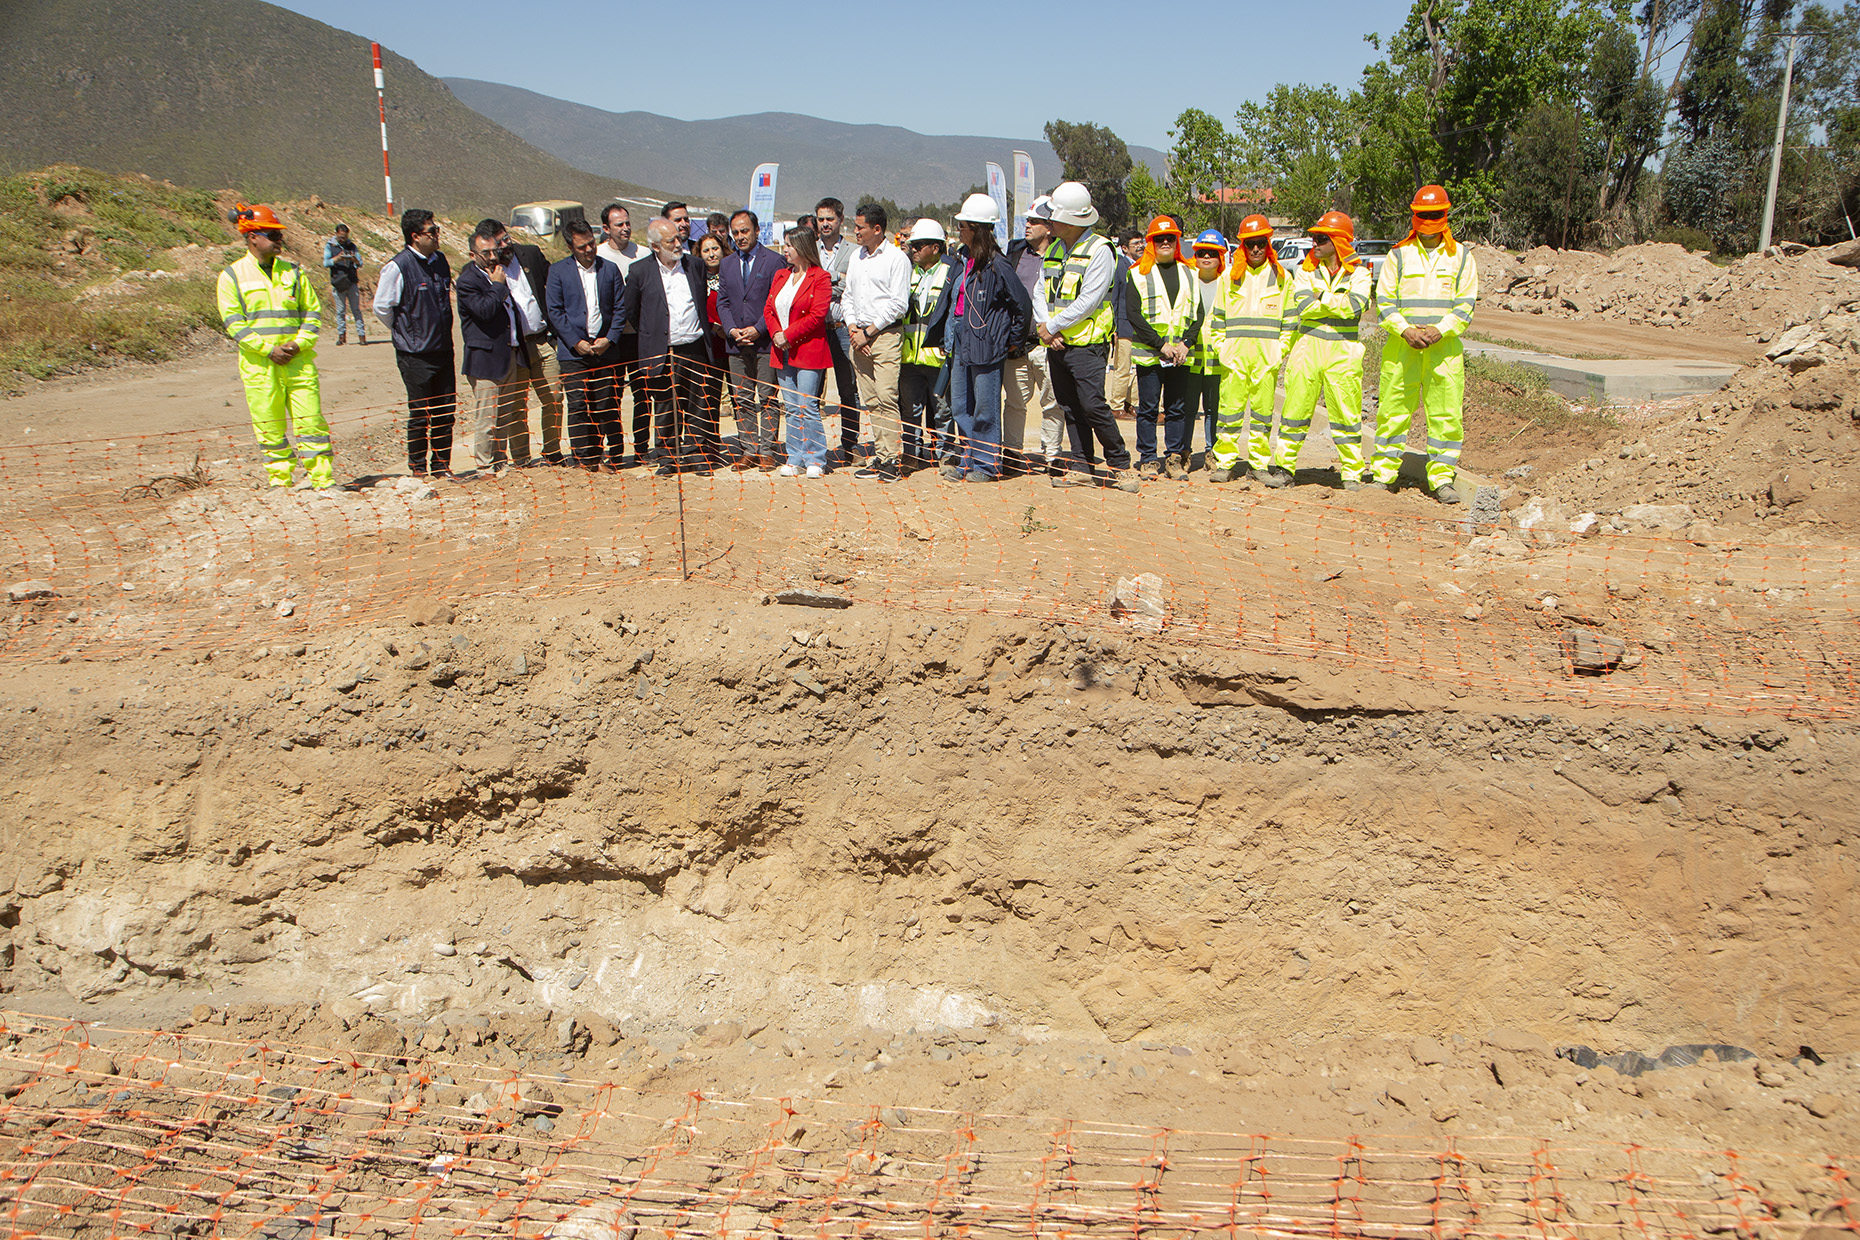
[335,333,346,346]
[1433,482,1462,505]
[1113,468,1141,494]
[1207,465,1236,483]
[1340,475,1363,492]
[1164,455,1188,481]
[1365,477,1395,493]
[1051,468,1094,488]
[1258,467,1292,489]
[939,464,964,482]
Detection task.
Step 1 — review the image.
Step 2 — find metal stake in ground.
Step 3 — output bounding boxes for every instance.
[677,462,689,580]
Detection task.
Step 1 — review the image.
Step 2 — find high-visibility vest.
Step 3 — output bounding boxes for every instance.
[1129,261,1200,367]
[1376,242,1479,338]
[1223,262,1291,365]
[216,253,320,359]
[1189,275,1229,372]
[901,261,950,367]
[1042,233,1115,346]
[1285,261,1371,345]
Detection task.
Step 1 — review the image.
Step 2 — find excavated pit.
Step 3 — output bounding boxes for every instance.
[3,579,1853,1059]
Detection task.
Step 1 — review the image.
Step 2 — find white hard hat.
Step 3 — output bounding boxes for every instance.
[954,193,1001,225]
[1025,194,1054,220]
[906,218,947,244]
[1048,182,1099,226]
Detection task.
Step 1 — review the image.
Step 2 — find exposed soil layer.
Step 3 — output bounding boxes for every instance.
[4,583,1855,1055]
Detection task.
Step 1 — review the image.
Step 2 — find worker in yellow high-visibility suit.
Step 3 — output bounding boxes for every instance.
[1370,184,1479,504]
[1262,211,1371,490]
[215,203,334,488]
[1208,214,1290,483]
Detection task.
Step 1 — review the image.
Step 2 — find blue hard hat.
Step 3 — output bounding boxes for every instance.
[1192,228,1229,251]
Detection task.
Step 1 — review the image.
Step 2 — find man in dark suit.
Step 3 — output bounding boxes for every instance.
[716,209,784,469]
[544,220,626,471]
[487,222,569,465]
[458,221,546,471]
[623,218,715,476]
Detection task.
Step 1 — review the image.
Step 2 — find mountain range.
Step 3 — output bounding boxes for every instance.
[444,78,1170,215]
[0,0,667,216]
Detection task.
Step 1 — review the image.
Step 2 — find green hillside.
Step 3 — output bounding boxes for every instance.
[0,0,668,218]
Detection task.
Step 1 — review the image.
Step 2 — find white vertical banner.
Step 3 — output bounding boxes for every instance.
[748,163,779,246]
[985,162,1008,247]
[1011,150,1035,240]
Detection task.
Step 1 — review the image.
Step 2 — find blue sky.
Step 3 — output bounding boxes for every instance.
[271,0,1406,152]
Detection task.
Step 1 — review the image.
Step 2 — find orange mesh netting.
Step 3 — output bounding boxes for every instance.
[0,352,1854,717]
[0,1011,1851,1240]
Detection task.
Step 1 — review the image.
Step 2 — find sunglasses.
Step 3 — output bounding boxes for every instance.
[1242,238,1271,248]
[257,229,283,244]
[1415,209,1447,221]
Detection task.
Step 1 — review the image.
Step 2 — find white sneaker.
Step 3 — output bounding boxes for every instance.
[778,464,799,476]
[805,464,824,478]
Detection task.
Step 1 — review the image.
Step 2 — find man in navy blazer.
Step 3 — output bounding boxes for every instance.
[457,221,546,471]
[623,218,717,475]
[545,220,627,470]
[715,209,785,469]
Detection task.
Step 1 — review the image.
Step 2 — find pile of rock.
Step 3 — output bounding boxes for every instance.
[1475,241,1860,342]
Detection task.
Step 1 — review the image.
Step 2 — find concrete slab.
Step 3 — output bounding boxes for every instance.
[1465,342,1741,404]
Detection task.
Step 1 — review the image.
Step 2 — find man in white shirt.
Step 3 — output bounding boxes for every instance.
[843,202,912,482]
[597,202,652,461]
[622,219,717,475]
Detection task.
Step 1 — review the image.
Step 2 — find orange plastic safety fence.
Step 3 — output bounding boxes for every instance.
[1,352,1855,718]
[0,1012,1852,1240]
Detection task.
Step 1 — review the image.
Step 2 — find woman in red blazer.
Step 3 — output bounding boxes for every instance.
[765,227,833,476]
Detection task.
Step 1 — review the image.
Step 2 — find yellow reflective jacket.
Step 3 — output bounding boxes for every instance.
[1376,241,1478,340]
[217,253,320,362]
[1285,260,1371,345]
[1218,261,1291,370]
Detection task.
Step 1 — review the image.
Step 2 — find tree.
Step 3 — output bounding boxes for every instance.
[1167,107,1238,232]
[1125,162,1174,233]
[1387,0,1614,181]
[1043,119,1135,232]
[1499,100,1604,245]
[1588,22,1666,223]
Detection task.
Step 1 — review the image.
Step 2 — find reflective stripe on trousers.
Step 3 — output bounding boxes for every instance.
[1371,334,1464,488]
[1273,333,1365,478]
[238,350,332,487]
[1212,357,1277,470]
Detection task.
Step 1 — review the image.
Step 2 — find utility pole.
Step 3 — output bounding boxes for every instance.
[372,43,393,218]
[1758,32,1800,252]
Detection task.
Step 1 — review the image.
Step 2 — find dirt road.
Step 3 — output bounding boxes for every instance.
[1469,306,1763,363]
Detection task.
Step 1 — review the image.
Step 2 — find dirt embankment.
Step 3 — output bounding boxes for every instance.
[1475,241,1860,352]
[4,582,1854,1051]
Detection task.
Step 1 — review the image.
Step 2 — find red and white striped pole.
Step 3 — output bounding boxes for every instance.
[372,43,393,217]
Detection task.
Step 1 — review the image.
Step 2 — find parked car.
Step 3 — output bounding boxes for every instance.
[1354,238,1394,284]
[1273,236,1312,266]
[507,200,586,242]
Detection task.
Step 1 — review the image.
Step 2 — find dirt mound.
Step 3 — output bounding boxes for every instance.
[1512,356,1860,530]
[1476,241,1860,343]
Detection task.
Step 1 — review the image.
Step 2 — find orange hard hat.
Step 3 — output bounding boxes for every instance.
[1237,214,1273,240]
[231,203,285,233]
[1410,184,1451,212]
[1144,215,1182,240]
[1309,210,1355,242]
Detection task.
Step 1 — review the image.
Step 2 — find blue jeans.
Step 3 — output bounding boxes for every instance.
[950,348,1005,478]
[779,366,827,468]
[332,282,364,339]
[1135,364,1193,463]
